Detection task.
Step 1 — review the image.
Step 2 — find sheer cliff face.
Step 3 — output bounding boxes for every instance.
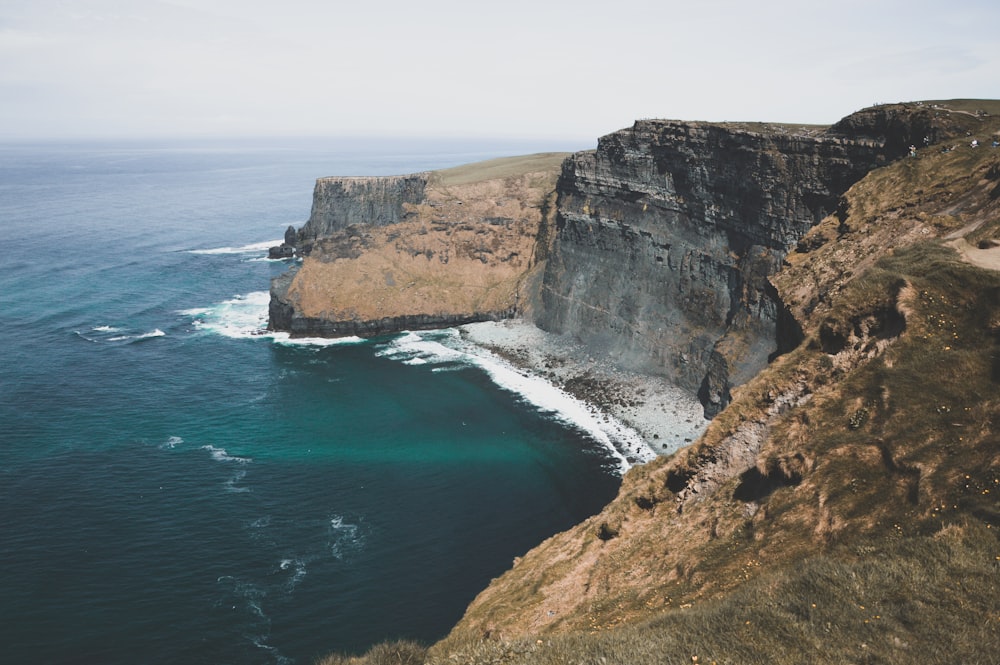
[536,120,890,414]
[297,174,428,247]
[272,106,979,408]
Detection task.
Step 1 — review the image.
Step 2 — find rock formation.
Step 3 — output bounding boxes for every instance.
[301,175,429,243]
[268,154,566,337]
[270,102,983,417]
[424,100,1000,664]
[538,104,983,417]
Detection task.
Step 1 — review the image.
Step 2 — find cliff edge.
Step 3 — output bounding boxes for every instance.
[306,100,1000,665]
[271,102,987,420]
[268,153,565,337]
[423,100,1000,665]
[539,103,988,417]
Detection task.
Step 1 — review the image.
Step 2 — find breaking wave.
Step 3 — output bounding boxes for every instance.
[201,445,253,492]
[201,444,252,464]
[188,239,283,255]
[75,325,165,344]
[179,291,363,347]
[375,330,654,472]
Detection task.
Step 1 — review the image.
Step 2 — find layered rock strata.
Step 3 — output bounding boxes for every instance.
[538,104,979,416]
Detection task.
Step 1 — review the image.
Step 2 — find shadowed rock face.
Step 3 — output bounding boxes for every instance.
[536,117,900,416]
[298,174,429,248]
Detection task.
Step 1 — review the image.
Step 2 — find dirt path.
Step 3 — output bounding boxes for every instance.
[948,237,1000,271]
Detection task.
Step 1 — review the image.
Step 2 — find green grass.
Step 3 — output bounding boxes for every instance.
[429,153,570,187]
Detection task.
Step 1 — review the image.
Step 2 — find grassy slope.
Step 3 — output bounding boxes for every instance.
[429,153,570,187]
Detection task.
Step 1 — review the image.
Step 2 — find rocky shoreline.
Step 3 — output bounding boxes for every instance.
[457,320,708,456]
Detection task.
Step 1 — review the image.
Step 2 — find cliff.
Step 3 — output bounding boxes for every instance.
[420,101,1000,664]
[538,103,987,417]
[268,154,566,337]
[300,175,429,245]
[306,100,1000,665]
[271,103,985,419]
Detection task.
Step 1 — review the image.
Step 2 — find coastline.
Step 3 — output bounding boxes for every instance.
[457,320,708,456]
[184,279,705,466]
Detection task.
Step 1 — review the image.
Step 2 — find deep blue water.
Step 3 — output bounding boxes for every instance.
[0,138,627,664]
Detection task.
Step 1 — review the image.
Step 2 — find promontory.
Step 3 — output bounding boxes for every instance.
[271,100,1000,665]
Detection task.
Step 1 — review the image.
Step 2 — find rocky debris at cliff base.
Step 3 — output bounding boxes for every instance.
[267,243,295,259]
[458,320,708,454]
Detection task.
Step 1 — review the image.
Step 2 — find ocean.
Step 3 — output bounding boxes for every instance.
[0,137,640,664]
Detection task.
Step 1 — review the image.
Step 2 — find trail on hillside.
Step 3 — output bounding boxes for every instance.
[949,237,1000,271]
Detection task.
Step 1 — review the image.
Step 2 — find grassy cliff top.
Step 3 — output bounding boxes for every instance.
[428,152,571,187]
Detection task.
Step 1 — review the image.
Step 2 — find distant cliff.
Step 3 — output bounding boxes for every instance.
[268,154,566,337]
[268,104,982,416]
[301,175,428,242]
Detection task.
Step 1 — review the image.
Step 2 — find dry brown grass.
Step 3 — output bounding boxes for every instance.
[418,521,1000,665]
[315,640,426,665]
[285,158,564,324]
[429,153,569,187]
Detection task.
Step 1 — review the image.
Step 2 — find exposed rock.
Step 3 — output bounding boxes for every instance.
[268,154,566,338]
[825,101,987,157]
[430,102,1000,654]
[298,174,429,249]
[268,225,302,259]
[535,105,979,416]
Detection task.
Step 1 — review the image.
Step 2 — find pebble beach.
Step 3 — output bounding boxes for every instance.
[459,320,709,456]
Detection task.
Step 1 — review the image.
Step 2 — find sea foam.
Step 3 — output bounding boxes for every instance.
[328,515,364,560]
[180,291,364,346]
[161,435,183,449]
[132,329,166,342]
[279,557,308,591]
[201,444,252,464]
[375,330,654,472]
[76,325,165,344]
[181,241,361,345]
[188,239,283,255]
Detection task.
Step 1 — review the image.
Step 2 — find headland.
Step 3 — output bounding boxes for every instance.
[272,99,1000,665]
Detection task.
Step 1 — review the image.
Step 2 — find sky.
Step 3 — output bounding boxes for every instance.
[1,0,998,141]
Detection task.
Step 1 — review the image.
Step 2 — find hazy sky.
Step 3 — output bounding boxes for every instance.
[2,0,998,141]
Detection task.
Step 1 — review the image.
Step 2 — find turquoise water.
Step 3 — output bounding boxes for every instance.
[0,138,628,664]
